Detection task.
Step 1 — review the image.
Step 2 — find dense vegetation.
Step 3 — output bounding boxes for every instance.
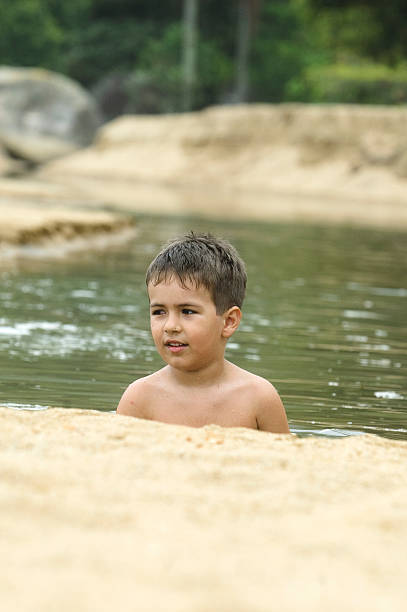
[0,0,406,117]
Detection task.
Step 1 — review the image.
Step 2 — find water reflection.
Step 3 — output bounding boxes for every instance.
[1,216,406,439]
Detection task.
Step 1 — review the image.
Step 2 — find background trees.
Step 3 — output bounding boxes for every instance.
[309,0,407,63]
[0,0,406,116]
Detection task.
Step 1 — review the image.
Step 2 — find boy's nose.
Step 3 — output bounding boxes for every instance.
[164,315,181,333]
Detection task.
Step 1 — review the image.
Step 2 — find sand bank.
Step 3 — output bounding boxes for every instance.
[1,406,406,612]
[1,104,407,241]
[0,200,136,263]
[32,103,407,230]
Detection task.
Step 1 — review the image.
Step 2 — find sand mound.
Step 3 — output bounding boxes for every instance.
[31,103,407,229]
[1,407,406,612]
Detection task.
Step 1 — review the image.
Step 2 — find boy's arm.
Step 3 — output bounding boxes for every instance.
[116,380,149,418]
[255,381,290,434]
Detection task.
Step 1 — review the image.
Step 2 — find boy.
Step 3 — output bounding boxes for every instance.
[116,232,290,433]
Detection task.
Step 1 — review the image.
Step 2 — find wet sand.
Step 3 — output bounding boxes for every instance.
[1,407,406,612]
[0,200,136,263]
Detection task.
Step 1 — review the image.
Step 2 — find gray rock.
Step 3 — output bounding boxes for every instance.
[0,66,101,163]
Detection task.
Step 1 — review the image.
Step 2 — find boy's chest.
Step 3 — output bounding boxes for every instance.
[147,386,258,429]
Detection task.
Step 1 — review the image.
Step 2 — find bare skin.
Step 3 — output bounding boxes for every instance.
[116,278,290,434]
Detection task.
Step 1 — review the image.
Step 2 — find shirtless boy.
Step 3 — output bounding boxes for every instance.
[116,232,290,433]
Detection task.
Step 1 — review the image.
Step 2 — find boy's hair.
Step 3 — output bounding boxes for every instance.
[146,232,247,314]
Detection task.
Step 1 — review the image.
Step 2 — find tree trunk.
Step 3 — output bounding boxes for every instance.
[182,0,199,112]
[234,0,251,103]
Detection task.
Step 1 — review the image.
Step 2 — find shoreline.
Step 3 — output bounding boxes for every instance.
[2,406,407,612]
[1,103,407,251]
[1,178,406,264]
[35,103,407,231]
[0,199,137,264]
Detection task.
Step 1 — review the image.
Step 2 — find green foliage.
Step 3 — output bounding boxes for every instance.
[62,19,156,85]
[90,0,180,22]
[126,23,234,112]
[126,24,184,113]
[197,38,234,105]
[0,0,63,68]
[250,1,311,102]
[0,0,406,111]
[304,63,407,104]
[44,0,92,27]
[308,5,381,63]
[308,0,407,63]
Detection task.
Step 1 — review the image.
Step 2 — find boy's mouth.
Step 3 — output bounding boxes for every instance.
[165,341,188,353]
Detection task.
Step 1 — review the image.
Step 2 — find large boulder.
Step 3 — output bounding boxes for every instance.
[0,66,100,163]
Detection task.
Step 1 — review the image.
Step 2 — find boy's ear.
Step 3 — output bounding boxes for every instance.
[221,306,242,338]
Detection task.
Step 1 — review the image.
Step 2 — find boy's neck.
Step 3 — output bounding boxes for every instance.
[166,357,230,388]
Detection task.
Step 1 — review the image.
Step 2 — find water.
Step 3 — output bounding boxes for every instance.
[1,215,406,440]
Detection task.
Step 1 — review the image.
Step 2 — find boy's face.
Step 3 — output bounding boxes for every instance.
[148,276,230,372]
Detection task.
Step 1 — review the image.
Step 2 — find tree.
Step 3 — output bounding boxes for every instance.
[182,0,199,111]
[232,0,261,103]
[0,1,63,69]
[308,0,407,63]
[250,0,310,102]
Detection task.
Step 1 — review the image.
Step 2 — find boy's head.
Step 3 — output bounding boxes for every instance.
[146,232,247,314]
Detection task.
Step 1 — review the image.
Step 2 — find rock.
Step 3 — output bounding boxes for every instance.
[0,66,100,164]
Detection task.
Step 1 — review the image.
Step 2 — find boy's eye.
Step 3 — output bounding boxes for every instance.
[182,308,196,315]
[151,309,165,316]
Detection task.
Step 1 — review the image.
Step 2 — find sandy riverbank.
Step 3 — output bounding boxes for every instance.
[0,200,136,263]
[1,104,407,236]
[33,103,407,230]
[1,105,406,610]
[1,406,406,612]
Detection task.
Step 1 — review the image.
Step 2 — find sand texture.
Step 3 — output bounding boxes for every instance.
[0,201,136,263]
[1,407,406,612]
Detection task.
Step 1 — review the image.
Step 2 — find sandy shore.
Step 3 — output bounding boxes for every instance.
[34,103,407,230]
[0,199,136,263]
[1,406,406,612]
[1,104,407,237]
[1,105,406,610]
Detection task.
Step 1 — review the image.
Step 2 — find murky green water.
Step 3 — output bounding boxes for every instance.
[1,215,406,439]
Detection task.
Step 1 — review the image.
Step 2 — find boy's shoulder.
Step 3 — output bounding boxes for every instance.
[116,370,166,417]
[227,361,279,396]
[127,369,166,390]
[227,362,289,433]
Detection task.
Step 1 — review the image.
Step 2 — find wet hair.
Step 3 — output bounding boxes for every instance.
[146,232,247,314]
